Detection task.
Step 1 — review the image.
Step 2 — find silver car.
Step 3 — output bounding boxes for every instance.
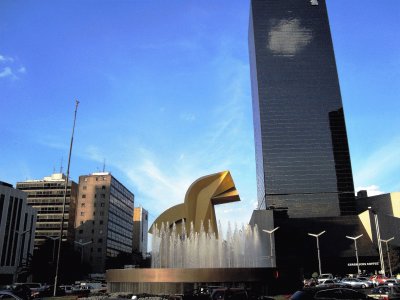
[341,278,371,289]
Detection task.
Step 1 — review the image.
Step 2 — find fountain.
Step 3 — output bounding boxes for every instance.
[151,220,263,268]
[106,172,276,295]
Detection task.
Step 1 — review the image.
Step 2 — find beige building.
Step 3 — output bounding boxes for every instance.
[133,207,148,258]
[0,181,36,284]
[75,172,134,273]
[16,173,78,247]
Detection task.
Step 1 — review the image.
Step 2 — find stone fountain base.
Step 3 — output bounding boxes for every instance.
[106,267,277,295]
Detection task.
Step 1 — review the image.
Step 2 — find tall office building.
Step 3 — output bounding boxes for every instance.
[16,173,78,246]
[0,182,36,283]
[133,207,148,259]
[75,172,134,273]
[249,0,355,218]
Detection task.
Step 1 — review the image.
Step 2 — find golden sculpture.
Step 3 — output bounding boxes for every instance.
[149,171,240,236]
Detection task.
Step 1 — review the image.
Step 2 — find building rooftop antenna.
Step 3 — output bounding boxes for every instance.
[102,158,106,172]
[60,156,63,174]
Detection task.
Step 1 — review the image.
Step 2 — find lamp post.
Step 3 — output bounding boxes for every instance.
[368,207,385,275]
[47,236,60,263]
[262,227,279,267]
[308,231,326,276]
[13,229,31,282]
[346,234,363,275]
[74,240,92,264]
[380,237,394,277]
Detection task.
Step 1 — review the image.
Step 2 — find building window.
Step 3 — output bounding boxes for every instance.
[91,229,94,233]
[101,194,105,198]
[84,178,88,182]
[99,220,103,225]
[80,212,85,216]
[82,194,86,199]
[82,186,87,190]
[100,203,105,207]
[98,238,103,243]
[97,248,102,252]
[92,221,95,225]
[80,221,84,225]
[100,211,104,216]
[81,203,85,208]
[79,230,83,234]
[102,185,106,190]
[93,212,96,216]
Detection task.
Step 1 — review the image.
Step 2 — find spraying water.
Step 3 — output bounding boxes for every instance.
[151,220,264,268]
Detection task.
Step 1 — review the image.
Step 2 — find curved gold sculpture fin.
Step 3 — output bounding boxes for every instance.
[149,171,240,237]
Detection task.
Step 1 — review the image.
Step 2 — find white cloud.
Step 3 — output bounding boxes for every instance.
[0,54,14,63]
[0,54,26,79]
[0,67,14,78]
[355,185,384,197]
[268,19,313,56]
[180,112,196,122]
[353,137,400,192]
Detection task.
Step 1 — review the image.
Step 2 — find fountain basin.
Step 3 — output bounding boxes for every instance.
[106,267,277,295]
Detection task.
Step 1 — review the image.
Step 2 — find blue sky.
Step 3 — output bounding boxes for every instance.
[0,1,399,228]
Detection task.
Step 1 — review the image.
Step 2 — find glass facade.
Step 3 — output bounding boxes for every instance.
[249,0,355,217]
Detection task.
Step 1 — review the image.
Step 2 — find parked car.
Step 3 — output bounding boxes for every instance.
[369,285,400,300]
[318,274,334,284]
[211,288,248,300]
[290,287,372,300]
[31,286,65,298]
[0,291,24,300]
[2,284,32,300]
[384,280,400,287]
[371,276,388,286]
[341,278,371,289]
[358,277,375,288]
[315,288,372,300]
[317,280,346,289]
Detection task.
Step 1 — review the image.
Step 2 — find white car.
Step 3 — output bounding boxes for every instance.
[318,274,334,284]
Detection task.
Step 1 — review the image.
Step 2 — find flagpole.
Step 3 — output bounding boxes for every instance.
[53,100,79,296]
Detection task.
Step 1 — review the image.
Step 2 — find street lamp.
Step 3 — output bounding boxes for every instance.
[346,234,363,275]
[262,227,279,267]
[308,230,326,276]
[47,236,60,263]
[380,237,395,277]
[13,229,31,282]
[74,240,92,264]
[368,207,385,275]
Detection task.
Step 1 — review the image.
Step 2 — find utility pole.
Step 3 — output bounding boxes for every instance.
[53,100,79,296]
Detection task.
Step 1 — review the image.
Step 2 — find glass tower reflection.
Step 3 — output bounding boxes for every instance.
[249,0,356,217]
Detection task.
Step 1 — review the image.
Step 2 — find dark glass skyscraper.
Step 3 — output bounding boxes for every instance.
[249,0,356,218]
